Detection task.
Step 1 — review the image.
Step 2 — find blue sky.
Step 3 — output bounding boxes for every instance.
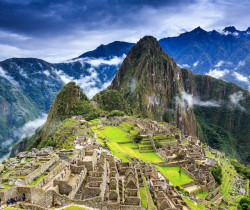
[0,0,249,62]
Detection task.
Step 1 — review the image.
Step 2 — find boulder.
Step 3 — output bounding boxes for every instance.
[8,181,14,186]
[32,148,40,155]
[20,158,26,163]
[15,179,26,186]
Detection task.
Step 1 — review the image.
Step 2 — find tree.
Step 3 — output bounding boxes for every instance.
[209,166,222,185]
[133,133,143,144]
[163,110,173,123]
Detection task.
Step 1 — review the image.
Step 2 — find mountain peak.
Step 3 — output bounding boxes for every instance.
[128,35,163,55]
[137,36,158,46]
[76,41,135,59]
[192,26,206,33]
[223,26,237,33]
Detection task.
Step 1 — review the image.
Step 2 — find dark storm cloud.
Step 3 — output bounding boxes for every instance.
[0,0,195,36]
[0,0,249,62]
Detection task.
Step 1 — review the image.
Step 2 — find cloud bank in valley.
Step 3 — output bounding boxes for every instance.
[176,92,221,108]
[14,113,48,139]
[229,91,246,111]
[55,56,125,98]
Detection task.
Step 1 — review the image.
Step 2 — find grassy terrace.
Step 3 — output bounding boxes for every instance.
[139,186,148,209]
[28,174,47,186]
[63,206,86,210]
[195,191,209,199]
[155,166,194,186]
[183,197,205,210]
[205,150,240,204]
[93,125,164,163]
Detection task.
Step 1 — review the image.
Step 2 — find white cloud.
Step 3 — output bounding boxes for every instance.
[68,54,126,68]
[176,91,220,108]
[234,60,245,70]
[233,72,248,82]
[55,67,112,98]
[229,91,245,111]
[43,70,50,77]
[215,61,224,67]
[84,55,126,67]
[1,139,13,148]
[0,66,19,86]
[206,69,229,79]
[16,113,48,139]
[178,64,190,68]
[193,61,199,67]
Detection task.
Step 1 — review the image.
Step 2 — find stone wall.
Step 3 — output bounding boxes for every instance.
[69,168,87,199]
[70,164,86,174]
[36,161,68,188]
[25,156,56,184]
[180,182,195,188]
[54,180,72,195]
[181,166,197,180]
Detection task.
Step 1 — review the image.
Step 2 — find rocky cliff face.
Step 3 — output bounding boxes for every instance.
[110,36,198,135]
[110,36,250,163]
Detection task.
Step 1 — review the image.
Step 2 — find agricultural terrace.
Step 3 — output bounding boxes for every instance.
[90,121,164,163]
[156,166,194,186]
[205,150,244,206]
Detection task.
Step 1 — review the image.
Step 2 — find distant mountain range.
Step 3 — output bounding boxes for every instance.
[0,26,249,159]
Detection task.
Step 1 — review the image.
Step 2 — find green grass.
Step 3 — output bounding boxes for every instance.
[139,186,148,209]
[98,126,164,163]
[25,157,32,162]
[0,182,12,191]
[99,126,132,142]
[183,197,204,210]
[195,191,209,198]
[63,206,86,210]
[156,166,194,186]
[28,174,46,185]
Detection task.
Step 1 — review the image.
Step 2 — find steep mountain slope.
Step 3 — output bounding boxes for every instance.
[21,82,102,151]
[92,89,132,114]
[159,27,250,90]
[0,77,39,158]
[109,36,250,163]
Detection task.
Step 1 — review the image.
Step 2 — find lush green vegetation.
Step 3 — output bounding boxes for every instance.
[28,174,46,186]
[133,133,143,143]
[195,191,209,199]
[230,160,250,180]
[92,89,132,114]
[238,197,250,210]
[63,206,86,210]
[107,110,125,118]
[194,105,250,164]
[209,165,223,185]
[139,186,148,209]
[183,196,204,210]
[96,126,164,162]
[156,166,194,186]
[163,110,174,123]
